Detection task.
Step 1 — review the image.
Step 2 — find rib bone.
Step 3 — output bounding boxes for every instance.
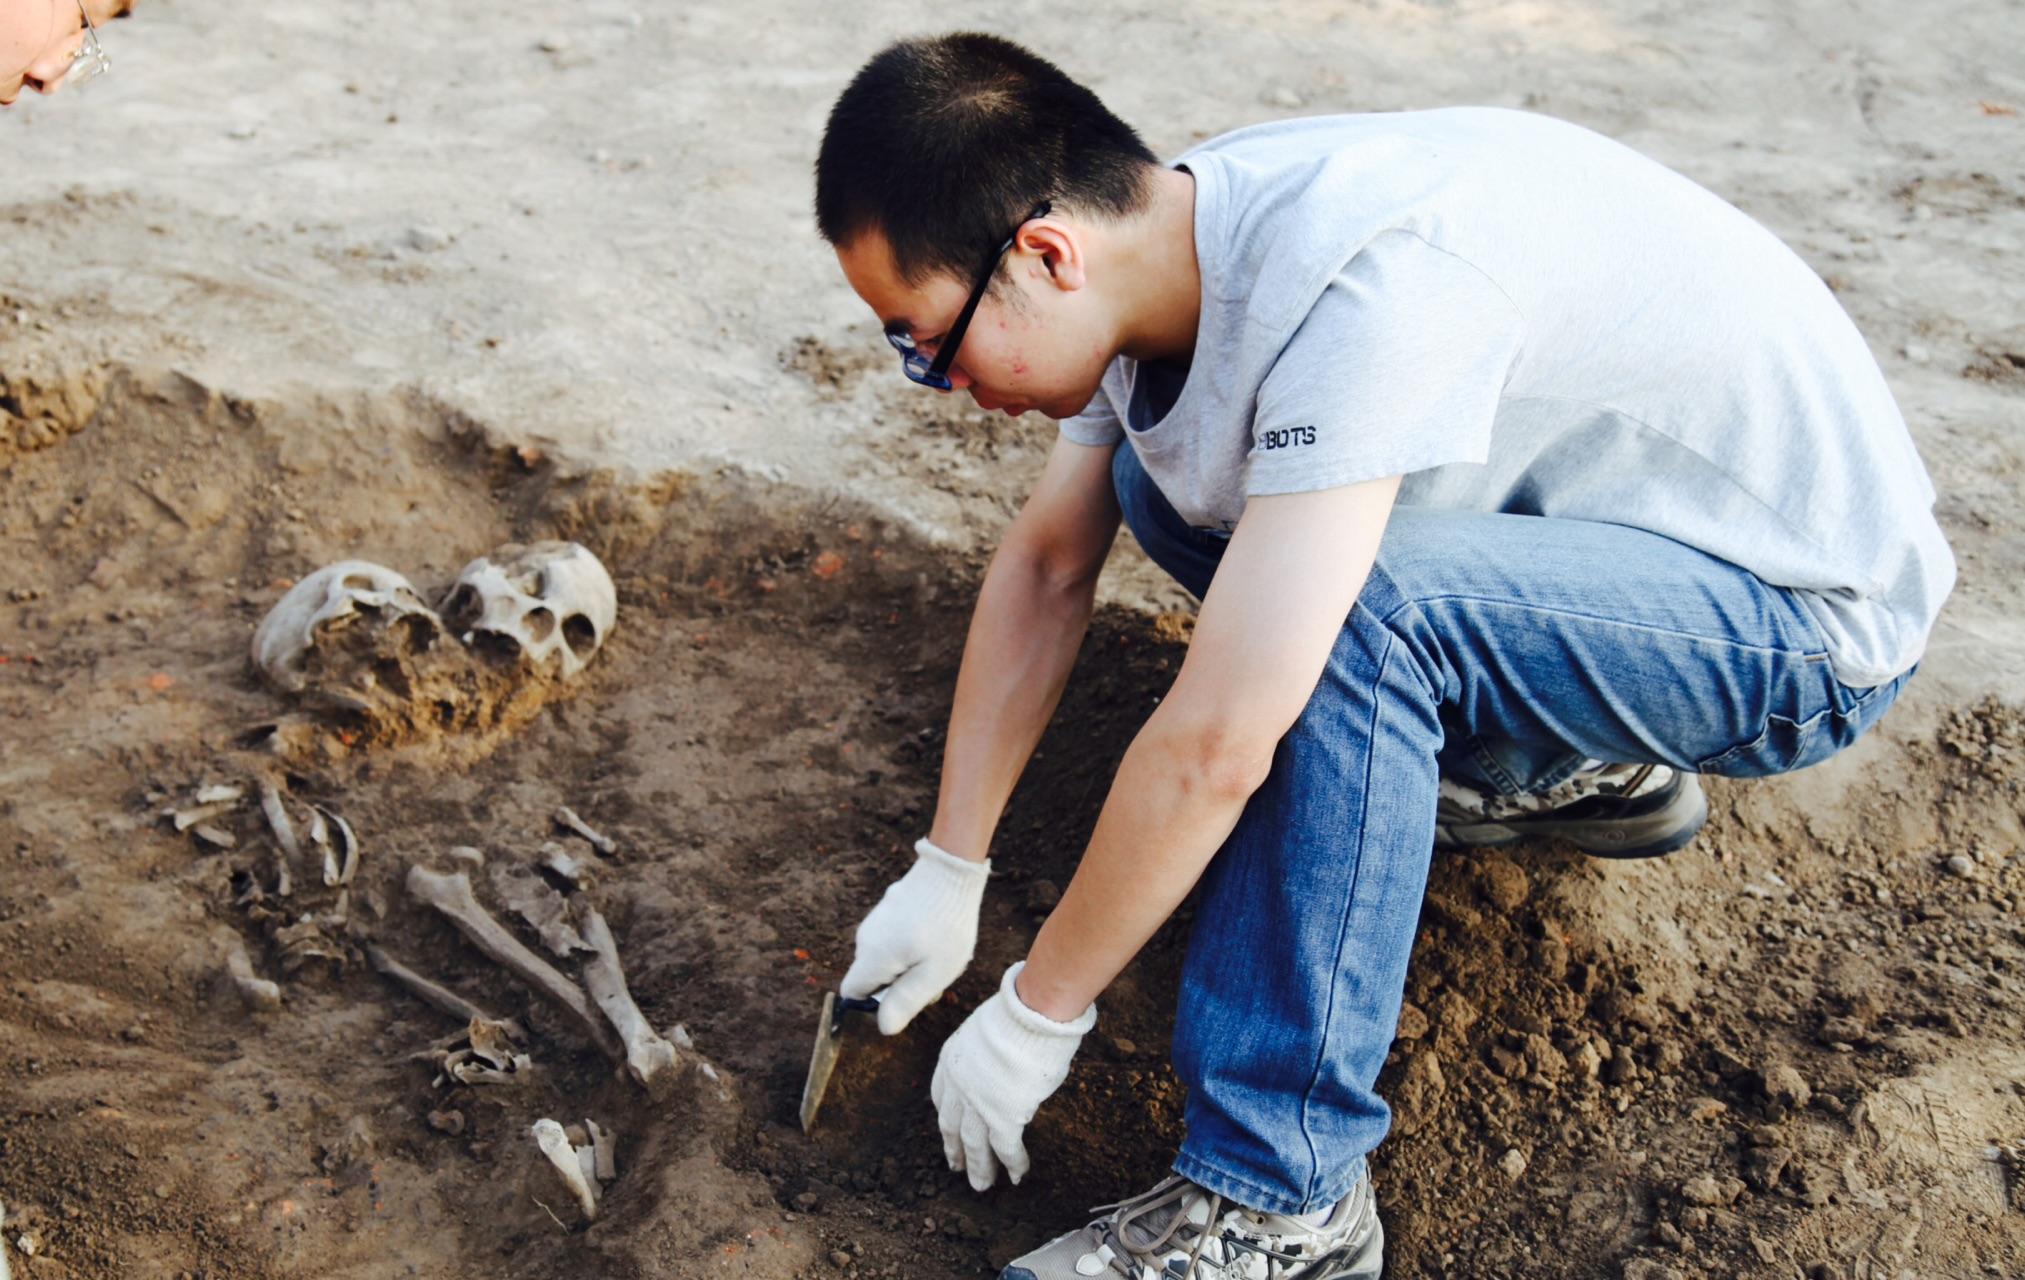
[313,804,360,887]
[532,1119,599,1221]
[580,908,679,1087]
[405,866,624,1065]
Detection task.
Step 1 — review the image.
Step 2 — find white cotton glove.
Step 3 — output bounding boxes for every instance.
[839,837,991,1035]
[931,960,1097,1191]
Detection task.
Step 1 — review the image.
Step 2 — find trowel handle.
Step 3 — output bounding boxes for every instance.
[831,994,879,1033]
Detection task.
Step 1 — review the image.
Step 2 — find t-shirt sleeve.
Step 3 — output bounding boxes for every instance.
[1056,367,1125,447]
[1245,230,1525,499]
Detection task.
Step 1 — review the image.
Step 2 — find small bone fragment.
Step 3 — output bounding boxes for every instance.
[224,941,282,1010]
[274,918,343,976]
[314,805,359,887]
[579,908,678,1087]
[273,847,293,898]
[539,841,589,889]
[491,863,590,957]
[405,866,624,1064]
[446,844,486,871]
[427,1108,466,1136]
[309,806,333,882]
[553,806,616,857]
[195,783,245,805]
[532,1119,599,1221]
[172,800,239,832]
[444,1017,530,1085]
[364,944,528,1041]
[259,775,302,862]
[192,823,237,850]
[585,1118,616,1181]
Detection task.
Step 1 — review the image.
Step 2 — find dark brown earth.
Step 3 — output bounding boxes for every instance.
[1,365,2021,1279]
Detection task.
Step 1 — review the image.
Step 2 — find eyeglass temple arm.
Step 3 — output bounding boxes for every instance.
[926,201,1051,381]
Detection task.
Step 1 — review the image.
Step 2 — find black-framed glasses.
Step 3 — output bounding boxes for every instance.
[885,201,1050,391]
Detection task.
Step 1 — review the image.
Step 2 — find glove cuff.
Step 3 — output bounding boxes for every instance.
[915,836,991,881]
[999,960,1098,1038]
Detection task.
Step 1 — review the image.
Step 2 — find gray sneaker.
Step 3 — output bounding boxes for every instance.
[1433,761,1707,858]
[998,1166,1382,1280]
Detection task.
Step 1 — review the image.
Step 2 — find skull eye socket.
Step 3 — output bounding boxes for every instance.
[562,613,599,657]
[523,607,557,641]
[442,583,480,630]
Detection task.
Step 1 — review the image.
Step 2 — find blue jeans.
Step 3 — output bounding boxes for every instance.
[1109,446,1911,1215]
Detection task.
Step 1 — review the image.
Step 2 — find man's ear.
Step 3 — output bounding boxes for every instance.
[1017,219,1086,292]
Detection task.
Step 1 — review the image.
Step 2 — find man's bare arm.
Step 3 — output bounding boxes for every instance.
[927,438,1123,862]
[1015,476,1402,1019]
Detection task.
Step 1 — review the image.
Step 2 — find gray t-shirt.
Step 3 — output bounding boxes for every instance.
[1061,109,1953,687]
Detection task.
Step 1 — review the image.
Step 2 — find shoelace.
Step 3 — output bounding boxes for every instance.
[1084,1177,1322,1279]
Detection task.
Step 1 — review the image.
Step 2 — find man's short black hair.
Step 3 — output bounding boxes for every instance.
[815,33,1160,288]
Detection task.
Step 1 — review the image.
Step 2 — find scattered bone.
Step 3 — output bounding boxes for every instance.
[365,943,528,1041]
[273,917,344,977]
[491,862,590,957]
[585,1118,616,1182]
[446,844,486,872]
[405,866,625,1064]
[252,560,444,692]
[552,806,616,858]
[191,823,237,850]
[312,804,360,887]
[440,541,617,681]
[195,783,245,805]
[273,847,293,898]
[532,1118,600,1221]
[171,799,239,832]
[579,908,679,1088]
[258,775,302,863]
[539,841,590,889]
[427,1107,466,1136]
[441,1017,531,1086]
[224,941,282,1011]
[669,1022,695,1051]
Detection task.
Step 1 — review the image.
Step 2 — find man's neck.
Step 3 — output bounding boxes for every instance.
[1110,166,1201,365]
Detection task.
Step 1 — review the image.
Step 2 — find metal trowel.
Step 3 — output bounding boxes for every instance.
[798,992,879,1133]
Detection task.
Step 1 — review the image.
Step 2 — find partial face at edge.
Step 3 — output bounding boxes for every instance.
[1,0,87,105]
[834,221,1113,422]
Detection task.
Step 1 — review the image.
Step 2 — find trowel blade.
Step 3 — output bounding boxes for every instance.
[798,991,877,1133]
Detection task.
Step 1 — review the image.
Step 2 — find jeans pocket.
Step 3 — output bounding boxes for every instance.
[1696,711,1822,778]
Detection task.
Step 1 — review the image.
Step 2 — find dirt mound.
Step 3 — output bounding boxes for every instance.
[1,365,2021,1278]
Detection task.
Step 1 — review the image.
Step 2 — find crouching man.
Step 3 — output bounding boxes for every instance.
[814,32,1951,1280]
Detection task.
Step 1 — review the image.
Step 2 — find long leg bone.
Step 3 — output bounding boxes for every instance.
[365,943,530,1042]
[405,866,625,1065]
[531,1119,599,1222]
[224,941,282,1011]
[579,908,679,1087]
[553,806,617,858]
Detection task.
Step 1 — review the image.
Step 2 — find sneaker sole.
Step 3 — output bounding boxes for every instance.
[1433,773,1708,859]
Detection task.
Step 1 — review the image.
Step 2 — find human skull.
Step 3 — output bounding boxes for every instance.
[252,561,443,692]
[439,541,616,680]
